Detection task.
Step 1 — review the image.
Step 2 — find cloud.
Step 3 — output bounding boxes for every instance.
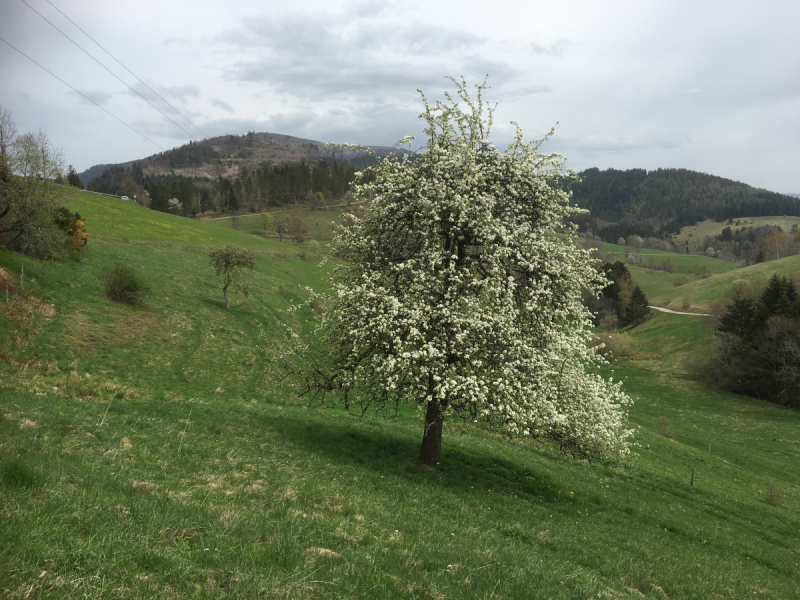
[70,89,113,107]
[548,133,684,155]
[529,38,571,57]
[216,10,523,102]
[212,98,234,113]
[129,82,199,104]
[200,99,422,148]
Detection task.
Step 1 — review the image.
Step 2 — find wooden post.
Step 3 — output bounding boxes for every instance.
[20,265,24,290]
[690,468,695,487]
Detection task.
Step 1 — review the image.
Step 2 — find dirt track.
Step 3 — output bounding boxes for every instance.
[650,306,711,316]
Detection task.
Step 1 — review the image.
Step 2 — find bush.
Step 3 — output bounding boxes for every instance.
[765,485,785,506]
[591,332,635,361]
[694,264,712,278]
[655,417,673,438]
[101,265,149,305]
[673,275,689,287]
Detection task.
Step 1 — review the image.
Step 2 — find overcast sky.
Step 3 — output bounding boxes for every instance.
[1,0,798,192]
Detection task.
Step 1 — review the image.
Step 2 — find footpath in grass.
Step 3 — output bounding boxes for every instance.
[1,191,798,598]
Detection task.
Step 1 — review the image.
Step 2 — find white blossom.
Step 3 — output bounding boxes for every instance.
[287,78,633,464]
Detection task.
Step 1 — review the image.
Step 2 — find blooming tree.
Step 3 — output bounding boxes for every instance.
[290,79,633,465]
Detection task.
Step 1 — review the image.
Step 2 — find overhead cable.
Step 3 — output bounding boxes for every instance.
[0,34,169,155]
[20,0,200,142]
[44,0,208,138]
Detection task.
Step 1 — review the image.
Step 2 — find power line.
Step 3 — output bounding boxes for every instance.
[0,35,168,154]
[44,0,208,139]
[20,0,200,142]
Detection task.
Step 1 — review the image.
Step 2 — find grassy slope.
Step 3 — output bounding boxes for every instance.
[674,216,800,247]
[199,205,356,239]
[1,190,798,599]
[636,253,800,312]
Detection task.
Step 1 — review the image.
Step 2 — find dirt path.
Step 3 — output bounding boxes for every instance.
[650,306,711,316]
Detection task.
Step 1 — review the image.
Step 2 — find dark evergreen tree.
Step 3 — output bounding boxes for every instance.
[66,165,82,188]
[625,286,651,326]
[717,295,757,340]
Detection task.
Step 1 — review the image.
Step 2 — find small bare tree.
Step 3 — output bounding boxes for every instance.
[0,104,17,157]
[209,245,255,309]
[287,215,310,244]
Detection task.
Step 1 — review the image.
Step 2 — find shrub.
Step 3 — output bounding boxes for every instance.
[765,485,785,506]
[101,265,149,306]
[694,264,712,278]
[655,416,673,438]
[591,332,635,361]
[674,275,688,287]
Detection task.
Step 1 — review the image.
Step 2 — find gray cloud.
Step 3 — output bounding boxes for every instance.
[3,0,799,192]
[217,10,523,103]
[71,89,113,107]
[212,98,234,113]
[529,38,571,57]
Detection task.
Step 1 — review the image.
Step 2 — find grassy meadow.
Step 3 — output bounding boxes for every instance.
[198,204,357,239]
[1,190,799,599]
[673,217,800,247]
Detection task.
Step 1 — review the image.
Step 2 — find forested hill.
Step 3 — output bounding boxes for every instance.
[571,168,800,233]
[78,131,407,186]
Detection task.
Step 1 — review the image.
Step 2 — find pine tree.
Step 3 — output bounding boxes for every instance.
[625,286,651,326]
[66,165,82,188]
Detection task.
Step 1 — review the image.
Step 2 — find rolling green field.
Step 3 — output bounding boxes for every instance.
[1,190,799,599]
[674,217,800,247]
[634,253,800,313]
[198,204,357,239]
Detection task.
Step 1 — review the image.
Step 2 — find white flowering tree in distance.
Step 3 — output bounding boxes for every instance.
[289,79,633,466]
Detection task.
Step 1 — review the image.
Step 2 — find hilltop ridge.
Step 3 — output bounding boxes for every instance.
[78,131,409,187]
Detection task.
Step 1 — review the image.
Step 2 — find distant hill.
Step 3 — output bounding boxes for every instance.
[571,168,800,240]
[78,132,408,187]
[77,163,116,188]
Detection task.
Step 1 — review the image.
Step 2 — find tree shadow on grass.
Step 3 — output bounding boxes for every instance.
[259,411,563,504]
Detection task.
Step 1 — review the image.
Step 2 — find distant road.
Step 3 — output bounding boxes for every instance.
[650,306,711,316]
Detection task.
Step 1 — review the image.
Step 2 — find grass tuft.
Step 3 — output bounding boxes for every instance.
[0,458,39,487]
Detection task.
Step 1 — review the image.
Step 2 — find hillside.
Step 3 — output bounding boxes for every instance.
[642,252,800,313]
[1,187,799,598]
[78,132,409,188]
[572,168,800,241]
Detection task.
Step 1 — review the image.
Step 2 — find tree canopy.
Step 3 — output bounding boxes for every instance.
[714,275,800,407]
[0,118,72,259]
[209,245,255,310]
[288,79,633,465]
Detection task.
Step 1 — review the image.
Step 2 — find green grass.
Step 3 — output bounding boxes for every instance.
[635,253,800,313]
[1,188,799,598]
[674,217,800,247]
[200,205,356,239]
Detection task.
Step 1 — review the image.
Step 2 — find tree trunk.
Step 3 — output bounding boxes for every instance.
[418,398,443,465]
[223,286,230,310]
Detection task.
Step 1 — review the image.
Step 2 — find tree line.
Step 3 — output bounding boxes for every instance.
[712,275,800,407]
[571,168,800,242]
[87,159,357,216]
